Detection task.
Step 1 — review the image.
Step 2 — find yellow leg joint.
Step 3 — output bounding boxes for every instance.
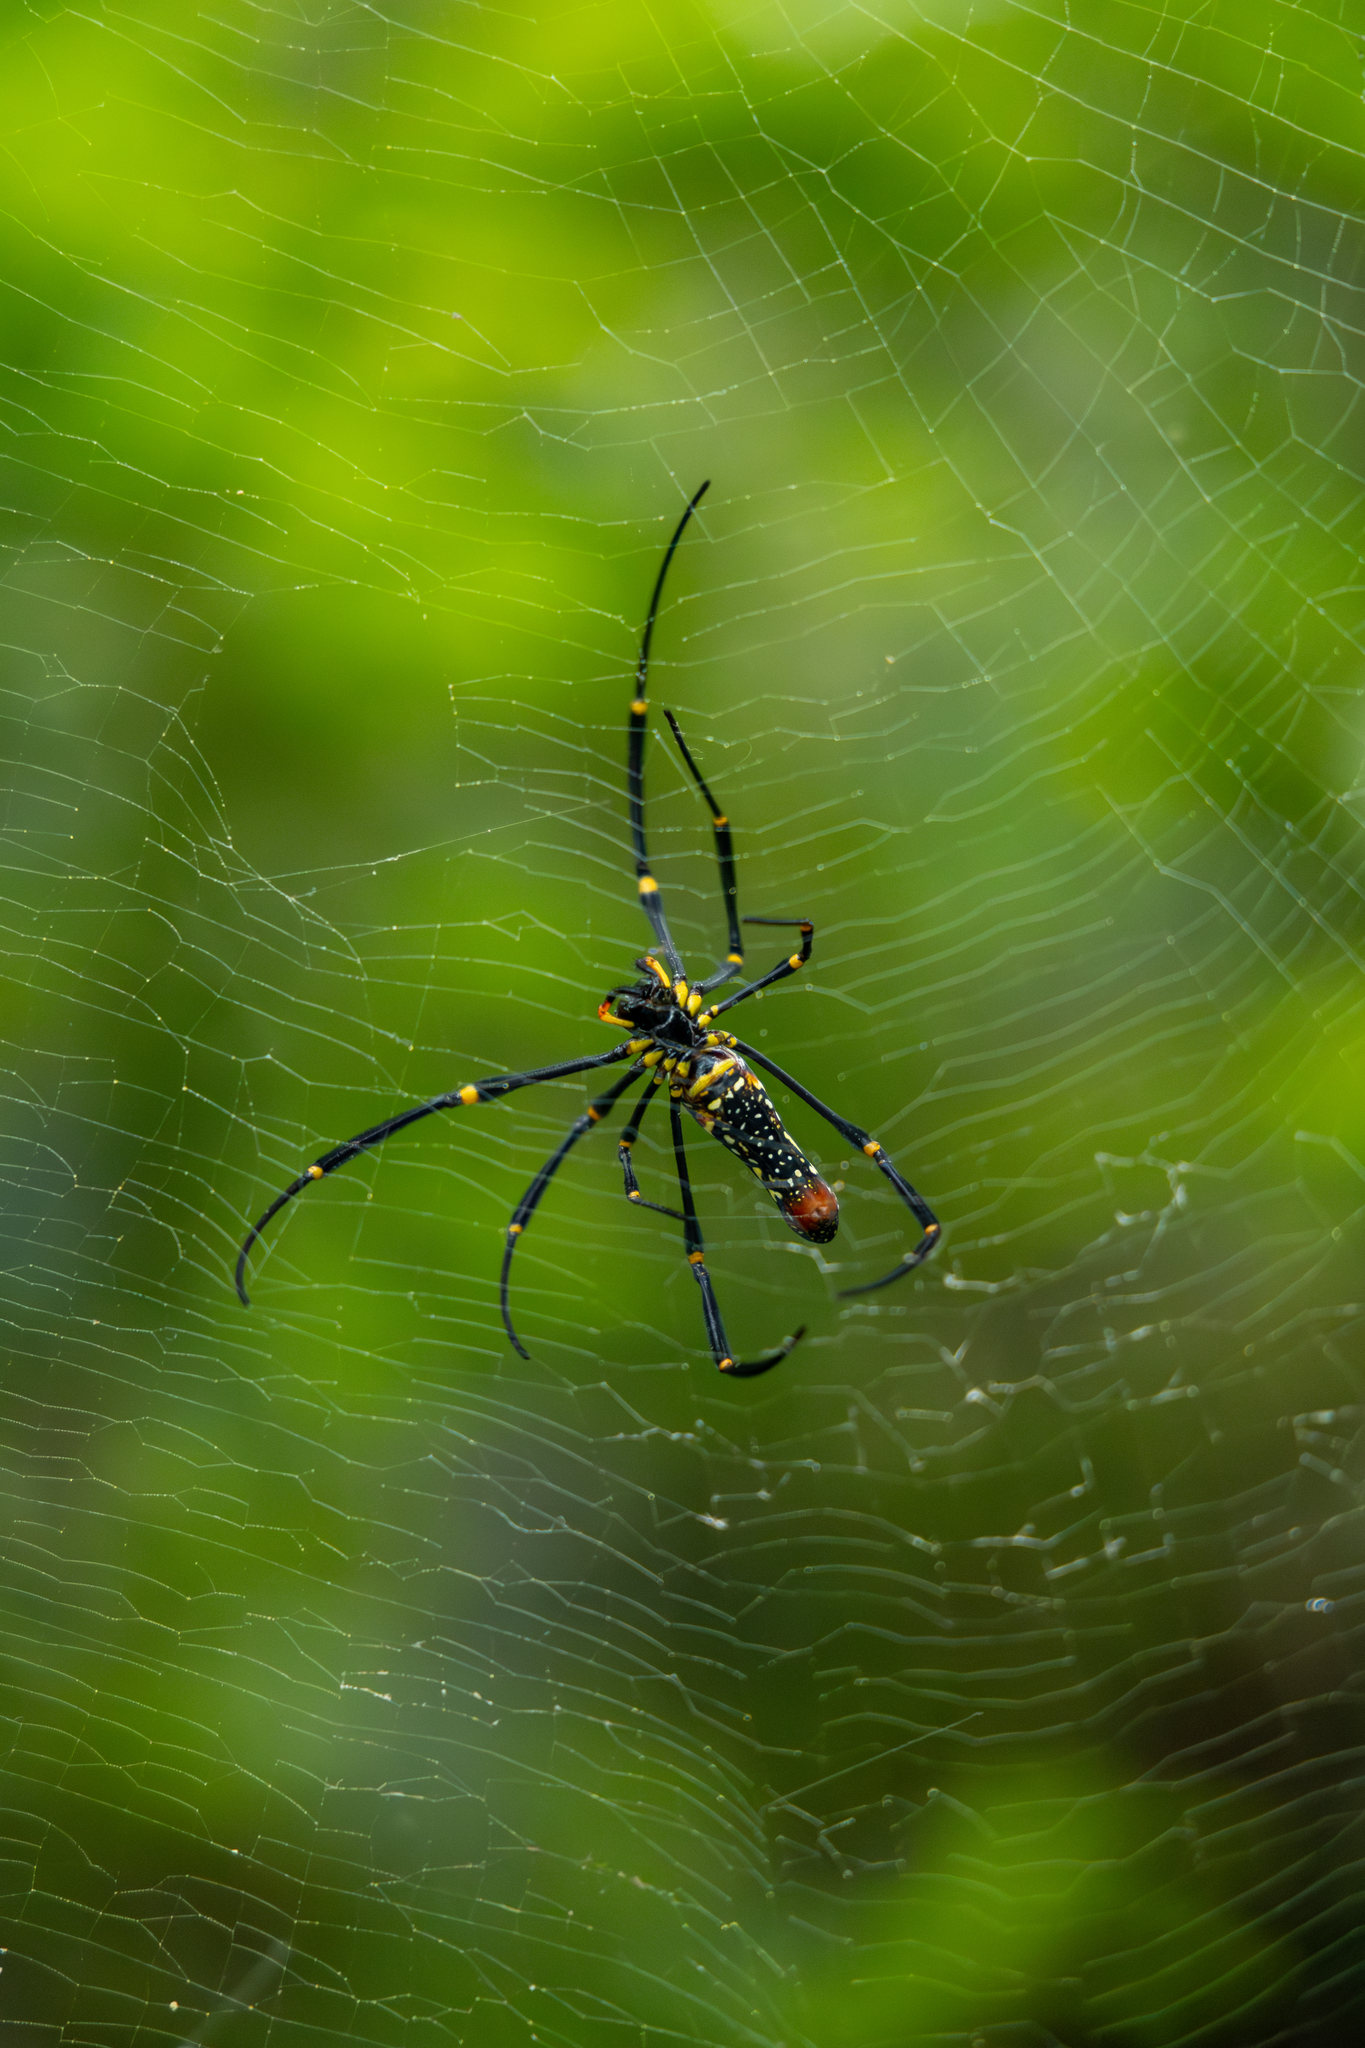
[308,1164,324,1180]
[688,1251,705,1265]
[631,698,648,714]
[863,1139,881,1156]
[459,1085,480,1106]
[686,990,702,1015]
[638,874,659,895]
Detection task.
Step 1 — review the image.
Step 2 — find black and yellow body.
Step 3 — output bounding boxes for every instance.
[599,965,840,1249]
[674,1047,837,1239]
[236,482,939,1378]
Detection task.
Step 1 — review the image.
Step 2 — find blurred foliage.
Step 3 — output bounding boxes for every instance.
[1,2,1363,2044]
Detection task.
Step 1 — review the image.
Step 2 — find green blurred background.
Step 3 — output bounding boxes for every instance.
[2,2,1363,2043]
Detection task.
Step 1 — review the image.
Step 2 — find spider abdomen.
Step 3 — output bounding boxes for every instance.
[673,1052,839,1244]
[779,1178,840,1241]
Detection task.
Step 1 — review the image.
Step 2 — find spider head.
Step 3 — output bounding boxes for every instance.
[598,977,664,1026]
[599,971,699,1046]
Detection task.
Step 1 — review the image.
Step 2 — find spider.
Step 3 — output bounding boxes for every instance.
[236,482,940,1375]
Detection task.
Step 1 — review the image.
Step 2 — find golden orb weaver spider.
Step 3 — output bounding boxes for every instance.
[236,483,940,1375]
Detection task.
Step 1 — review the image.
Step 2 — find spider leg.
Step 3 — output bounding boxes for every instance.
[617,1073,686,1221]
[705,917,814,1017]
[729,1038,940,1293]
[235,1043,636,1305]
[660,708,743,989]
[500,1062,643,1359]
[669,1100,804,1378]
[628,482,709,979]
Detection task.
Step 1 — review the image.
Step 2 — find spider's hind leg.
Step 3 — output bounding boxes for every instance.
[704,916,815,1016]
[729,1037,940,1294]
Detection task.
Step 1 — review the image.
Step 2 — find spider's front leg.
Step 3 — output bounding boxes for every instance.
[236,1043,635,1306]
[616,1072,685,1220]
[499,1061,645,1358]
[668,1101,804,1378]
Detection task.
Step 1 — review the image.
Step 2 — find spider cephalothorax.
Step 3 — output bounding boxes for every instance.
[237,481,939,1376]
[597,962,703,1047]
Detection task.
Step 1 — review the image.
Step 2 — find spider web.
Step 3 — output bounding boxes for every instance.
[3,2,1363,2043]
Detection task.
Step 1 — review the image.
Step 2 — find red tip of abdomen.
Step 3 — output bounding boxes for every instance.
[780,1179,840,1243]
